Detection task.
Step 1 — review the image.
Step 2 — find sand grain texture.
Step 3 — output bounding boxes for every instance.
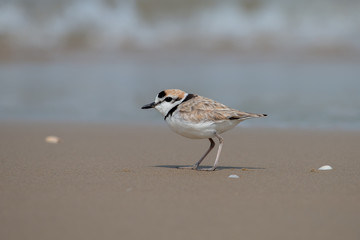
[0,123,360,240]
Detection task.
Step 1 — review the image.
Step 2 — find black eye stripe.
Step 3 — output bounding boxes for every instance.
[159,96,182,104]
[165,97,182,103]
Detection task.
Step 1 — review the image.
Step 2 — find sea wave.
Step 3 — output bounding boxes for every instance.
[0,0,360,53]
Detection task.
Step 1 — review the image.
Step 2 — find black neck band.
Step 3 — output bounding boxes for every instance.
[164,94,195,120]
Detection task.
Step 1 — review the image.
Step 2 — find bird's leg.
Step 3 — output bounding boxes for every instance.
[178,138,215,170]
[192,138,215,169]
[198,134,223,171]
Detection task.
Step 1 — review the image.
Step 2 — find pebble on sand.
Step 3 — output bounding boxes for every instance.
[318,165,333,170]
[228,174,240,179]
[45,136,60,144]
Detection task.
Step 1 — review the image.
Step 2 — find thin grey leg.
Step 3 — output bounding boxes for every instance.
[198,134,223,171]
[192,138,215,169]
[178,138,215,170]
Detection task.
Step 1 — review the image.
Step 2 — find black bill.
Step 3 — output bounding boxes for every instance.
[141,102,156,109]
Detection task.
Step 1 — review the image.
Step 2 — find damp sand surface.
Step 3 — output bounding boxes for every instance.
[1,123,360,240]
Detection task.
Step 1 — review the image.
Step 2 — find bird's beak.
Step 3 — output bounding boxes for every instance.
[141,102,156,109]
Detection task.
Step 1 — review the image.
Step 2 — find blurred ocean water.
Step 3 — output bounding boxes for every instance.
[0,55,359,130]
[0,0,359,53]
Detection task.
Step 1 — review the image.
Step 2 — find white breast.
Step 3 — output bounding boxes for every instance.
[166,113,241,139]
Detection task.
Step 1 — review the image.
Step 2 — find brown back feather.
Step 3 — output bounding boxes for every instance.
[178,95,263,123]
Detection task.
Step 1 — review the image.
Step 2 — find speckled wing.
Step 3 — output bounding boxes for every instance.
[178,95,264,123]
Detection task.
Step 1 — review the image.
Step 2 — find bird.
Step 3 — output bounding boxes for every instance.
[141,89,267,171]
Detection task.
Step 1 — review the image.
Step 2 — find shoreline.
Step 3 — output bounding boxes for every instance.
[2,48,360,64]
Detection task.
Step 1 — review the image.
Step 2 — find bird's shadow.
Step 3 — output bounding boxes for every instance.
[153,165,265,171]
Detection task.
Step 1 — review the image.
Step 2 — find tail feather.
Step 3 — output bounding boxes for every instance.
[229,112,267,120]
[245,113,268,119]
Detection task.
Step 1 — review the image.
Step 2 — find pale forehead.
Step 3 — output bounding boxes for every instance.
[165,89,185,98]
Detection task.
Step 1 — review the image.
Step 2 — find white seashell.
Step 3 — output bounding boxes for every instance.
[228,174,240,179]
[318,165,333,170]
[45,136,60,144]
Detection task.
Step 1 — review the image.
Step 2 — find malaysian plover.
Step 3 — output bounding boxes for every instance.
[142,89,267,171]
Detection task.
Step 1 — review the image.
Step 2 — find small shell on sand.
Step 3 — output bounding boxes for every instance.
[228,174,240,179]
[45,136,60,144]
[318,165,333,170]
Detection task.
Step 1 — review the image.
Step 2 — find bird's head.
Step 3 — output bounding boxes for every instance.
[141,89,187,116]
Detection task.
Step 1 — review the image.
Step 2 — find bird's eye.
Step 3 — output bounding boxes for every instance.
[165,97,172,102]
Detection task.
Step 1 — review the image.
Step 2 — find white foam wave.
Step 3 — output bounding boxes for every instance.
[0,0,359,51]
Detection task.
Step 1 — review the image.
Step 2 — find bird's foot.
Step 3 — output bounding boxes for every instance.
[197,167,217,171]
[177,164,199,170]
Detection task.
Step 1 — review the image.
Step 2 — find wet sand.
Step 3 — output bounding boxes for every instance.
[1,122,360,240]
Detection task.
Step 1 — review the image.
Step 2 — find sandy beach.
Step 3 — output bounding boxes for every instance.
[0,122,359,240]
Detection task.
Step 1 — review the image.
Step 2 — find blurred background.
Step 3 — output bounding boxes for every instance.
[0,0,359,129]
